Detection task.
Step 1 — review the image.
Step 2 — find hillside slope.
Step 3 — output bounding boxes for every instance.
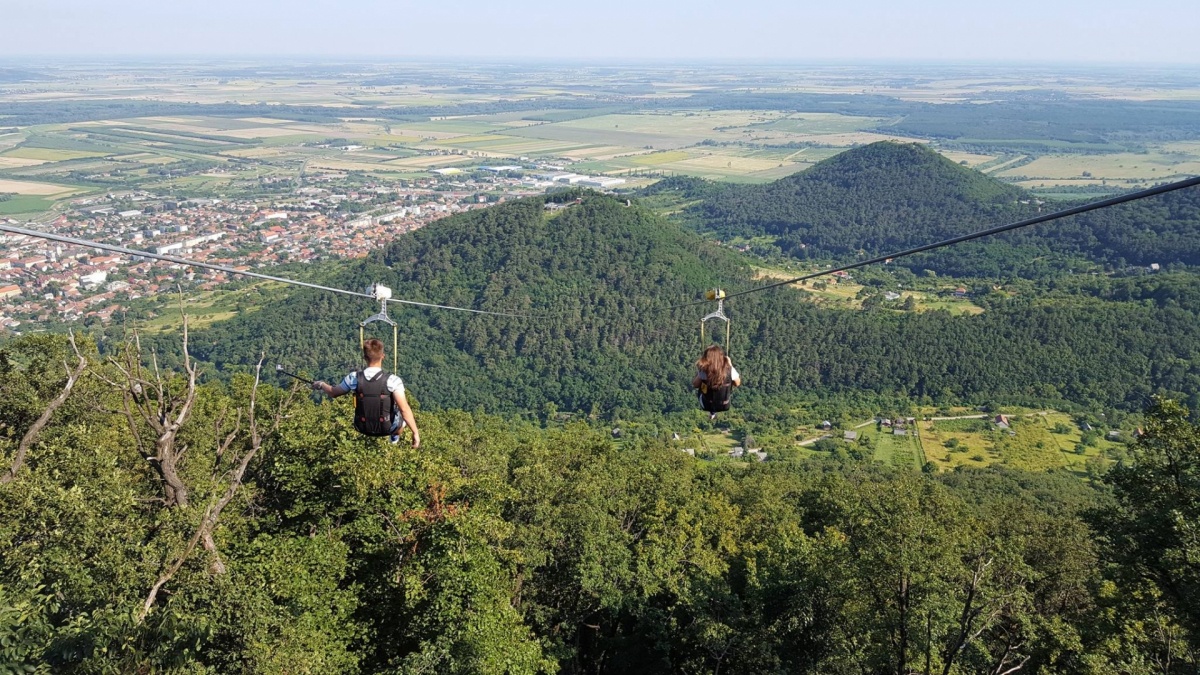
[698,142,1030,257]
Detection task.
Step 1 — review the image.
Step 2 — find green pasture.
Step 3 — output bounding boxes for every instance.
[0,195,56,215]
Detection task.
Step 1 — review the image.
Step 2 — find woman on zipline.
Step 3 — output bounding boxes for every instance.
[692,344,740,420]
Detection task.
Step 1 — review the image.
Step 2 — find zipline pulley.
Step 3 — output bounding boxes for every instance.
[700,288,731,355]
[360,283,398,372]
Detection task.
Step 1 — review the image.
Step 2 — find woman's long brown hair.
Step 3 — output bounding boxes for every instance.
[696,345,730,386]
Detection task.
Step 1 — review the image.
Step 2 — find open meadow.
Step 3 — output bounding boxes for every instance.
[918,413,1122,475]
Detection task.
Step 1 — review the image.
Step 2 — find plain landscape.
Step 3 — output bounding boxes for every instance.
[3,56,1200,674]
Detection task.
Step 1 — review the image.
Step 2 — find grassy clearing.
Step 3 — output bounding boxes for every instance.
[690,431,741,459]
[919,413,1126,475]
[920,419,996,471]
[991,418,1068,472]
[138,285,271,333]
[1038,412,1119,474]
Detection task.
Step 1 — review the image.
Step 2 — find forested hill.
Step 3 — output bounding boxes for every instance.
[189,193,753,415]
[694,141,1029,257]
[182,191,1200,417]
[688,141,1200,272]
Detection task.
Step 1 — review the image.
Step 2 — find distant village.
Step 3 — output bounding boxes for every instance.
[0,167,626,332]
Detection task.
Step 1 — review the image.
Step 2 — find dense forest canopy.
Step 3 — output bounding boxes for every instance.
[685,141,1200,272]
[2,334,1199,672]
[168,191,1200,418]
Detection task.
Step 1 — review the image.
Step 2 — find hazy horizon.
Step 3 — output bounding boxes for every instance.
[4,0,1199,64]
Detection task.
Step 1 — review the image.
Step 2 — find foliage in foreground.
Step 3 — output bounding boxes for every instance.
[2,334,1200,673]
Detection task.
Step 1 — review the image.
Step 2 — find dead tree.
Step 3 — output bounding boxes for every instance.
[138,357,293,621]
[1,333,88,485]
[101,321,199,507]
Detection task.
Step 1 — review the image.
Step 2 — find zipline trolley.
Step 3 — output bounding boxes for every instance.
[700,288,731,354]
[360,283,398,372]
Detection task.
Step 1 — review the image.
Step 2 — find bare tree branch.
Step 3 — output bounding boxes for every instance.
[107,319,200,507]
[2,333,87,484]
[993,653,1031,675]
[135,343,290,617]
[138,503,211,623]
[200,356,271,574]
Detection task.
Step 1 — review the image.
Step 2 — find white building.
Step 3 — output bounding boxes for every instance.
[376,210,408,223]
[79,270,108,289]
[580,177,627,189]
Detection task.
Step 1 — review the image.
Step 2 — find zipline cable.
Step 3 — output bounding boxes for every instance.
[0,223,534,318]
[666,174,1200,310]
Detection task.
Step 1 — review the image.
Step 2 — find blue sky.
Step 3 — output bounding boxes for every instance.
[4,0,1199,63]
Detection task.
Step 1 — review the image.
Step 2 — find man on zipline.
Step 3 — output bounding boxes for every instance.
[312,338,421,447]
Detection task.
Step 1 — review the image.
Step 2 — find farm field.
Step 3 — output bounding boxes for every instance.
[2,63,1200,215]
[996,151,1200,183]
[938,150,998,167]
[0,195,56,215]
[0,156,49,169]
[866,426,926,470]
[0,178,80,195]
[3,147,106,161]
